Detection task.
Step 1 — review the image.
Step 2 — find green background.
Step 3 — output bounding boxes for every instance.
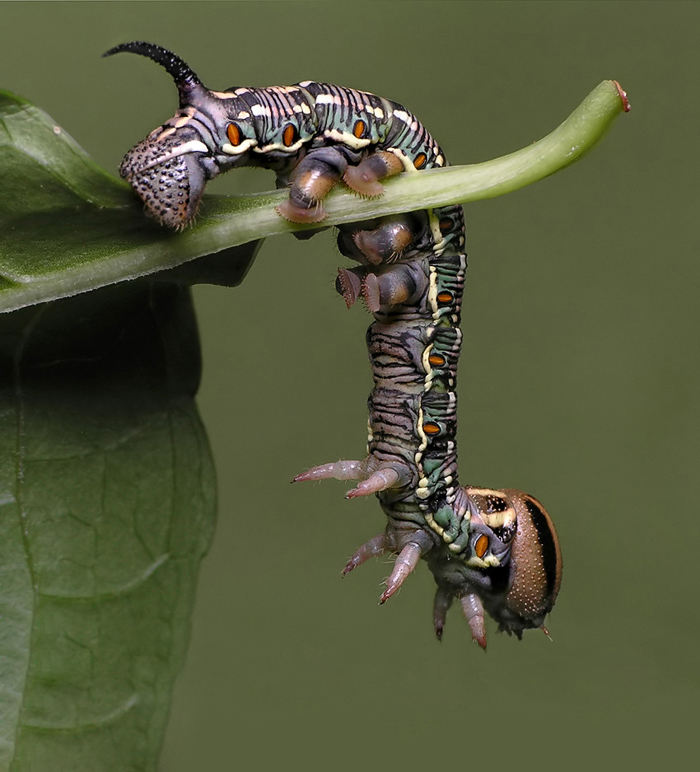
[1,2,697,770]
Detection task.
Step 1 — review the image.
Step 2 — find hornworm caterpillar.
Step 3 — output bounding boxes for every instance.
[106,41,562,647]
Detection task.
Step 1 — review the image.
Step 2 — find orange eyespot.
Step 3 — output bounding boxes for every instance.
[414,152,427,169]
[423,422,441,435]
[437,291,453,305]
[353,120,366,138]
[428,354,446,367]
[227,123,243,146]
[439,217,453,232]
[475,534,489,558]
[283,123,297,147]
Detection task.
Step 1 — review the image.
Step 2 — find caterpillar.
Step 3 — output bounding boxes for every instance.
[106,41,562,648]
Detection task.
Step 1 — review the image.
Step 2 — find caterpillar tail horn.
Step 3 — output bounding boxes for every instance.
[103,41,204,105]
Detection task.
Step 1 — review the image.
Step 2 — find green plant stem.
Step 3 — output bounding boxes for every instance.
[0,80,628,312]
[191,79,630,250]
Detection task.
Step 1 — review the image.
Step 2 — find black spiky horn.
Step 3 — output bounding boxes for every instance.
[103,41,204,105]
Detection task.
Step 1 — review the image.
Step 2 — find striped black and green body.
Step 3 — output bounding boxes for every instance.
[107,41,562,648]
[106,43,446,228]
[356,207,469,543]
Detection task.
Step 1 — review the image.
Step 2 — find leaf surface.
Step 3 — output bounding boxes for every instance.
[0,283,215,771]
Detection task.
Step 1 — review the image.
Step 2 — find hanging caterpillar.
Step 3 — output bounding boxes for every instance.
[105,41,562,648]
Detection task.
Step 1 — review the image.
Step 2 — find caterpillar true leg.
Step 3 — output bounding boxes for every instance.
[292,460,364,483]
[379,541,428,604]
[345,468,401,499]
[460,592,487,650]
[342,533,387,576]
[432,586,454,641]
[342,532,429,606]
[292,458,412,497]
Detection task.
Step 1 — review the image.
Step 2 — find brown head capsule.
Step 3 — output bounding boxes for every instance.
[427,486,562,647]
[494,490,563,636]
[469,487,563,639]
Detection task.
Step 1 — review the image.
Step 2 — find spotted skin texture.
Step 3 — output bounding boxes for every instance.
[106,42,562,649]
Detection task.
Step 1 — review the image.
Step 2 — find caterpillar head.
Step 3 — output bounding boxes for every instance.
[104,42,223,228]
[429,486,563,644]
[470,487,562,638]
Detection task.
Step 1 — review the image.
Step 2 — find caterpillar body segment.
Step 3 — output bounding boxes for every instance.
[104,41,444,228]
[108,42,562,649]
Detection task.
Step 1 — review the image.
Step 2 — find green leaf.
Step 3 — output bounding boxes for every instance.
[0,91,261,312]
[0,283,215,771]
[0,80,628,314]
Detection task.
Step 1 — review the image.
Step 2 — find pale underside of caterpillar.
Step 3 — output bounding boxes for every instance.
[105,42,562,649]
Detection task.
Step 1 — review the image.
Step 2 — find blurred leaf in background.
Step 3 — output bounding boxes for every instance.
[0,282,214,770]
